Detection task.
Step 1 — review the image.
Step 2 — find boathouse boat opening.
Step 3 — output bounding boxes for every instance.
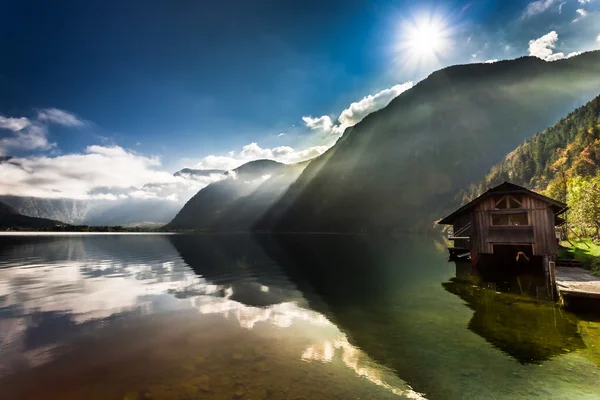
[438,182,567,298]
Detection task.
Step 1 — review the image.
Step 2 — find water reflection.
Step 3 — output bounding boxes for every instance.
[0,234,599,399]
[0,234,420,400]
[442,266,586,364]
[169,234,423,398]
[257,234,600,399]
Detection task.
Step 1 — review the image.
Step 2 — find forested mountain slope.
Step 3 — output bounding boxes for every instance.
[460,95,600,201]
[255,52,600,232]
[166,160,308,231]
[462,94,600,237]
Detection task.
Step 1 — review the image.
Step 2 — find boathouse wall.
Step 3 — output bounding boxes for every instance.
[471,195,558,257]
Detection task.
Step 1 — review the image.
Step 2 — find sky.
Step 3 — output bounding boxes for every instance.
[1,0,599,202]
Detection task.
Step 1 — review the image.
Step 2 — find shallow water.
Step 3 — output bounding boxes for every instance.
[0,233,598,400]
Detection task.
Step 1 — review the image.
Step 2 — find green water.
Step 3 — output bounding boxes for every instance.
[0,233,598,399]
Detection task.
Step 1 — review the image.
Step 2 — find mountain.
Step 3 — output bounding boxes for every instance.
[462,94,600,238]
[0,196,92,224]
[0,200,67,229]
[255,52,600,233]
[166,159,309,231]
[0,195,180,227]
[0,169,223,227]
[460,94,600,202]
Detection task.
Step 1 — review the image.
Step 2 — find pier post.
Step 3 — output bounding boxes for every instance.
[543,256,557,302]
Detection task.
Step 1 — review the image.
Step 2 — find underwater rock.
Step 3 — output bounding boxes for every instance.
[233,384,246,398]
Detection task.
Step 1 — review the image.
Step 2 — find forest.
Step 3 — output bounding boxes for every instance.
[463,95,600,240]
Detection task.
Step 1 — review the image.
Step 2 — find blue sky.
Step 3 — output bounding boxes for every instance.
[0,0,599,201]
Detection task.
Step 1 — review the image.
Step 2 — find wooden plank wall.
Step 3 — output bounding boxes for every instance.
[471,195,558,256]
[472,197,495,254]
[526,196,558,256]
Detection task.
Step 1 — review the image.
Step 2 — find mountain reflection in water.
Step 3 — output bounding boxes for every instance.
[0,233,598,400]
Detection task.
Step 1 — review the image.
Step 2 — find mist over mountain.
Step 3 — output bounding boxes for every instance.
[174,168,225,178]
[166,160,308,231]
[0,196,92,225]
[0,169,225,226]
[255,52,600,232]
[0,200,66,229]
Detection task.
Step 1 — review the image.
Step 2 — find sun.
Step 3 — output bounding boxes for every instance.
[408,21,444,55]
[396,12,453,69]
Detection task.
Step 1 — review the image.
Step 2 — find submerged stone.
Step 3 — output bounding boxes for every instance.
[234,387,246,398]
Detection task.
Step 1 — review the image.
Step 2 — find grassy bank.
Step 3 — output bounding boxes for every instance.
[558,239,600,277]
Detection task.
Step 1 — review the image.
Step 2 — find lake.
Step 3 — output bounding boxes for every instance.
[0,233,599,400]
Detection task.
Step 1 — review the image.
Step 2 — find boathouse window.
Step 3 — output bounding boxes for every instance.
[491,211,528,226]
[495,195,522,209]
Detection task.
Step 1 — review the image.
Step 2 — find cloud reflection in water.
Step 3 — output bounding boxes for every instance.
[0,234,423,399]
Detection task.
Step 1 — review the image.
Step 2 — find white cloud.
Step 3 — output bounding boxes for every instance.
[0,145,223,200]
[0,115,55,155]
[37,108,83,127]
[0,116,31,131]
[527,31,581,61]
[558,1,566,13]
[573,8,588,22]
[336,82,414,131]
[194,155,242,171]
[484,59,499,63]
[193,142,328,170]
[0,109,85,155]
[528,31,560,59]
[0,125,54,155]
[277,133,286,137]
[0,108,319,203]
[302,115,334,132]
[578,0,591,4]
[521,0,556,19]
[302,82,414,136]
[597,34,600,43]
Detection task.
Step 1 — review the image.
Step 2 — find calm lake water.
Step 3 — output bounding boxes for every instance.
[0,233,599,400]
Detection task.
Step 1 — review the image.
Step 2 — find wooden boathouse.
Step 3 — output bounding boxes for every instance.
[438,182,567,299]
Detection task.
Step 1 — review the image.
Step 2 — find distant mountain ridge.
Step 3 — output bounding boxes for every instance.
[0,196,92,224]
[254,52,600,232]
[0,200,67,229]
[166,159,309,231]
[0,168,223,226]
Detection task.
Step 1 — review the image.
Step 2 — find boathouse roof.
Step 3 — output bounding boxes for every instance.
[438,182,567,225]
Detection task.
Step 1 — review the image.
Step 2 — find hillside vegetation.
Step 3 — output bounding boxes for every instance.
[462,94,600,238]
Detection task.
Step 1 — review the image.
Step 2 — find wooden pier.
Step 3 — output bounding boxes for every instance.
[556,267,600,307]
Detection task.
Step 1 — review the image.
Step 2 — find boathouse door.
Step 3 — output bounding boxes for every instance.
[483,244,544,294]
